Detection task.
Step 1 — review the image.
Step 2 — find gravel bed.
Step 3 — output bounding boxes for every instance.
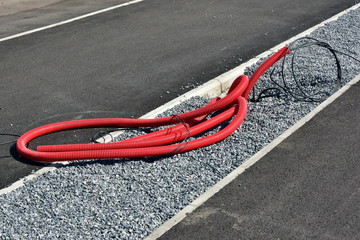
[1,7,359,240]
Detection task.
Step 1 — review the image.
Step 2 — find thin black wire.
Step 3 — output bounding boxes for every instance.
[250,37,360,102]
[289,37,341,101]
[0,133,20,159]
[166,114,191,155]
[4,38,359,158]
[0,133,21,146]
[91,130,115,143]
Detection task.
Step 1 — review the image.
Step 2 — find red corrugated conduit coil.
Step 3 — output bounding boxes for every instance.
[16,47,290,163]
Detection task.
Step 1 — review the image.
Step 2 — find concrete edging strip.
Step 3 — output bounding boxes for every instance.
[100,1,360,142]
[0,0,358,207]
[144,3,360,239]
[144,73,360,240]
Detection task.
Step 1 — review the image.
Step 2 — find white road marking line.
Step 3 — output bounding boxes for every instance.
[144,3,360,239]
[0,0,146,43]
[144,74,360,240]
[0,5,359,232]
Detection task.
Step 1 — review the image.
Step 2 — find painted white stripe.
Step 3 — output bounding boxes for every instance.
[145,73,360,240]
[0,0,145,43]
[0,2,358,224]
[144,3,360,239]
[101,2,360,142]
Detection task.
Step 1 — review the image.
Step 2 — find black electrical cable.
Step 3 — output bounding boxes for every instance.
[4,38,358,160]
[0,133,20,159]
[0,133,21,146]
[166,114,191,155]
[91,130,115,143]
[250,37,360,102]
[91,37,359,145]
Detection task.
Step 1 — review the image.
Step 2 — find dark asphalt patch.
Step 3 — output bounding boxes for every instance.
[0,0,358,189]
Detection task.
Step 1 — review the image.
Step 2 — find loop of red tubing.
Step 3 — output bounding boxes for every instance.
[16,47,290,163]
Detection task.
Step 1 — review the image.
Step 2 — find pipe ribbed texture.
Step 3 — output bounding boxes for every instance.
[16,47,289,163]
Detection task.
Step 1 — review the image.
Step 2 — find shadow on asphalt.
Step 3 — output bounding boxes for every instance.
[9,144,46,167]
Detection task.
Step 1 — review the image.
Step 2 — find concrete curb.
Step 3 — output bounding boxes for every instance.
[144,3,360,239]
[0,1,358,206]
[144,73,360,240]
[101,2,360,142]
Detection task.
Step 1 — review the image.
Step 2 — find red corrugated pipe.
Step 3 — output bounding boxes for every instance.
[16,47,290,163]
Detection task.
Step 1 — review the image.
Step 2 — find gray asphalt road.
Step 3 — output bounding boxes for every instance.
[0,0,357,189]
[159,81,360,240]
[0,0,132,38]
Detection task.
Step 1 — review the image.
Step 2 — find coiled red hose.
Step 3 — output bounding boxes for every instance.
[16,47,289,163]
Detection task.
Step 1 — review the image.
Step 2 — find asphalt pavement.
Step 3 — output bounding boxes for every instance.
[0,0,357,189]
[159,78,360,240]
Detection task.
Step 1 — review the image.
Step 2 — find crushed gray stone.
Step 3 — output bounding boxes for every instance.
[0,7,359,240]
